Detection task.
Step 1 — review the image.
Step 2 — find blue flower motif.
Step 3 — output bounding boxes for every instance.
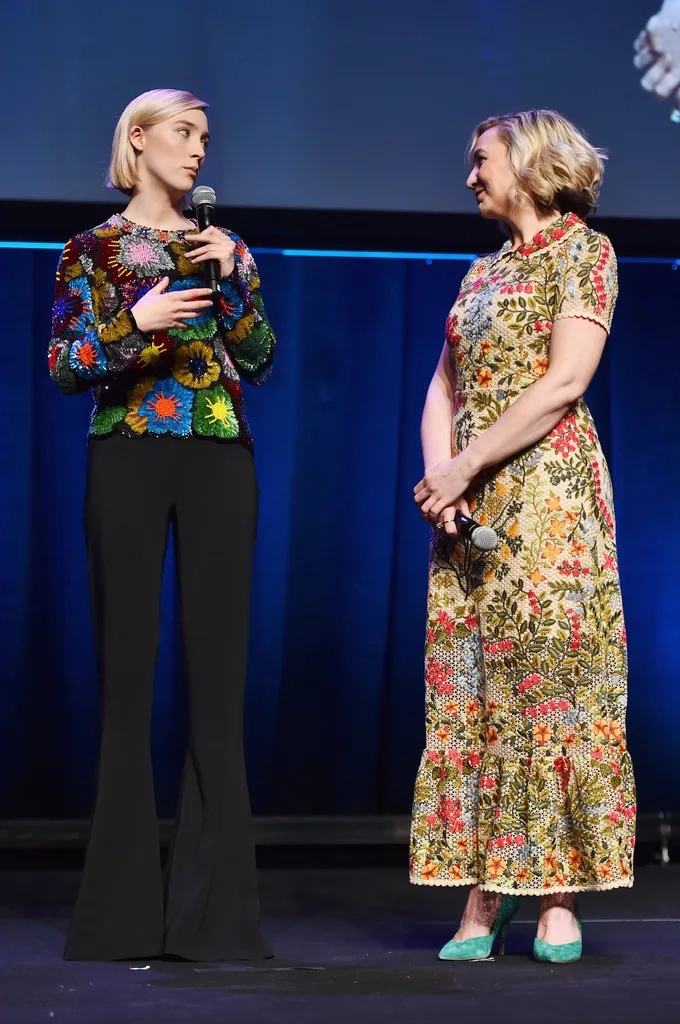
[138,379,193,436]
[169,277,215,326]
[218,277,246,330]
[69,331,108,380]
[58,276,93,335]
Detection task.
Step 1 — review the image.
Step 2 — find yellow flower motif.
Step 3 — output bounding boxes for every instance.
[564,509,580,528]
[545,495,562,512]
[449,863,464,880]
[139,340,167,366]
[173,341,220,390]
[609,722,623,743]
[496,482,508,498]
[542,541,560,565]
[533,723,552,745]
[124,375,156,434]
[528,567,546,585]
[436,726,450,744]
[487,856,506,879]
[500,543,512,560]
[533,356,549,377]
[549,519,566,539]
[507,520,520,538]
[421,862,438,881]
[484,567,495,584]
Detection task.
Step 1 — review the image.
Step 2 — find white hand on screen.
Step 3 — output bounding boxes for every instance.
[634,0,680,118]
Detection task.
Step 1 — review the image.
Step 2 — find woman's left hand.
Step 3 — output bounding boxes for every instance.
[188,226,236,278]
[414,453,474,521]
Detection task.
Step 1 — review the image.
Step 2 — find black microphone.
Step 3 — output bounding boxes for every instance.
[454,510,499,551]
[191,185,221,294]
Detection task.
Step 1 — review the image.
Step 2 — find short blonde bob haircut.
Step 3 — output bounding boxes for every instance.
[469,109,606,218]
[107,88,208,196]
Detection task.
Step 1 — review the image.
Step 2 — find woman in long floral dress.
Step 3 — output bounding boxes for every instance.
[411,110,635,963]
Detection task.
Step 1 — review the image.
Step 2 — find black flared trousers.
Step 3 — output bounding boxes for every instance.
[65,436,271,962]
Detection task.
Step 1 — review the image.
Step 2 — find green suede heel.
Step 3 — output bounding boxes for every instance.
[533,911,582,963]
[438,894,520,961]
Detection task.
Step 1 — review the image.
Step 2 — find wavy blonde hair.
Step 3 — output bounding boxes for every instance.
[107,88,209,196]
[469,109,606,217]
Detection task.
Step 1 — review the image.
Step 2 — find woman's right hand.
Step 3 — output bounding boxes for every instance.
[131,277,214,333]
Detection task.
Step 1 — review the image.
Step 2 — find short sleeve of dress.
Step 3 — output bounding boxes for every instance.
[553,231,618,335]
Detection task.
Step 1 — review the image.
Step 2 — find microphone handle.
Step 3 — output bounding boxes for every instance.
[194,203,221,294]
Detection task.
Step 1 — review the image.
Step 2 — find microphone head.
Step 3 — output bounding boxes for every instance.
[191,185,217,208]
[470,526,499,552]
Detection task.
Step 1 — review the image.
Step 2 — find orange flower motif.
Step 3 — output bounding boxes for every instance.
[500,543,512,561]
[594,720,610,741]
[516,867,529,884]
[456,838,468,853]
[480,339,492,358]
[609,723,623,743]
[484,567,495,584]
[436,726,450,743]
[476,367,493,388]
[561,732,577,748]
[571,539,588,556]
[542,879,553,889]
[533,723,552,745]
[568,849,583,872]
[528,567,546,585]
[549,519,566,539]
[487,856,506,879]
[620,859,630,879]
[564,509,580,528]
[477,511,489,526]
[486,726,499,746]
[545,496,562,512]
[598,862,614,881]
[421,862,438,881]
[542,541,560,565]
[486,699,499,715]
[554,872,568,887]
[545,851,558,873]
[533,356,549,377]
[444,701,460,717]
[496,482,508,498]
[466,700,481,718]
[449,863,464,881]
[507,520,520,538]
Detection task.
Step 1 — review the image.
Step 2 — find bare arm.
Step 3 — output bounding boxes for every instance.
[421,343,455,470]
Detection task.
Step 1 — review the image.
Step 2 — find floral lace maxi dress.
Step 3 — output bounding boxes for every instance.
[409,213,636,894]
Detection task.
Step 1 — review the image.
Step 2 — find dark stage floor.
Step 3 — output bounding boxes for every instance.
[0,864,679,1023]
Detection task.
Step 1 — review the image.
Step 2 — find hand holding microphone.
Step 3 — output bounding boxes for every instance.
[188,185,236,291]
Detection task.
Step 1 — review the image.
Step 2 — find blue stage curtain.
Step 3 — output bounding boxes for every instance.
[1,249,678,817]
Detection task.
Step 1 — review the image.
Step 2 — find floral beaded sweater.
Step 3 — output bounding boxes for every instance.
[48,214,275,451]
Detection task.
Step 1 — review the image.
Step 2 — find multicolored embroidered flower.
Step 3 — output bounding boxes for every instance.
[91,406,127,435]
[124,375,157,434]
[193,384,240,439]
[53,276,92,335]
[138,379,193,436]
[173,341,221,390]
[116,234,175,278]
[167,277,218,340]
[69,333,107,379]
[218,278,246,330]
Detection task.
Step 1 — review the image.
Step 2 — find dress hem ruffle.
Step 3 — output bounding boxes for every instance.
[409,875,634,894]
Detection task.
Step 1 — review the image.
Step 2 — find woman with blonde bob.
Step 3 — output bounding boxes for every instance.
[411,110,635,963]
[49,89,275,961]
